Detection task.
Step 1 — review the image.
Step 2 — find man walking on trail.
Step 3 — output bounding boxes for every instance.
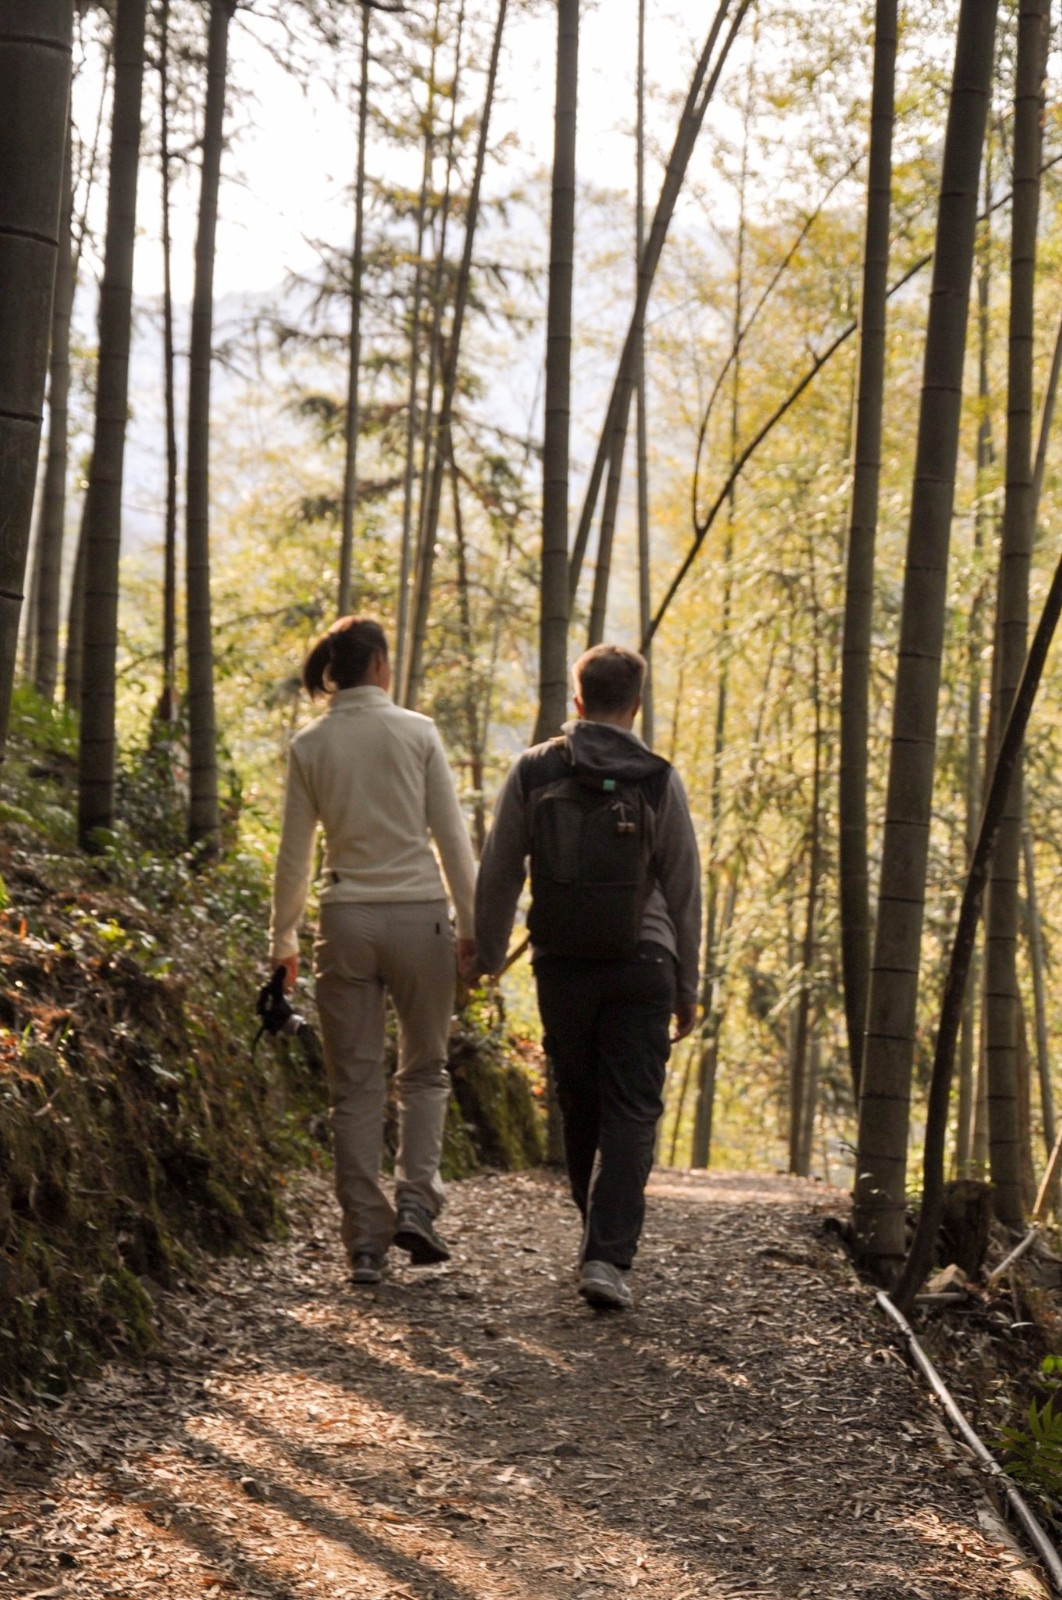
[472,645,701,1310]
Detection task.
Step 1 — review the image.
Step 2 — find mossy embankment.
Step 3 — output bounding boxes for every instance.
[0,691,543,1398]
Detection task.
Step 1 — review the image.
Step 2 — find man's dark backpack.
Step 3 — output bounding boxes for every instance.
[522,738,671,960]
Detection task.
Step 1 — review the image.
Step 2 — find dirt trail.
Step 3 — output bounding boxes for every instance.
[0,1168,1051,1600]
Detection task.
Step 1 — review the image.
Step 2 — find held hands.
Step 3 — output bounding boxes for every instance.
[454,939,482,1011]
[456,939,480,985]
[671,1000,698,1043]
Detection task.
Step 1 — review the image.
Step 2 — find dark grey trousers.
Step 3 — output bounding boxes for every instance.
[534,940,676,1269]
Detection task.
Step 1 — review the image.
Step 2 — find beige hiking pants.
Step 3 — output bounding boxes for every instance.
[313,900,455,1257]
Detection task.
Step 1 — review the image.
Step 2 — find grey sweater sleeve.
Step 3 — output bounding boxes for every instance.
[474,758,530,975]
[654,768,702,1005]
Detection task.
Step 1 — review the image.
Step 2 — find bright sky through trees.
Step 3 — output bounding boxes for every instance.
[71,1,745,304]
[67,0,760,553]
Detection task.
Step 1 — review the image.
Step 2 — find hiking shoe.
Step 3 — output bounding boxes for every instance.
[393,1203,451,1265]
[350,1249,386,1286]
[578,1260,632,1310]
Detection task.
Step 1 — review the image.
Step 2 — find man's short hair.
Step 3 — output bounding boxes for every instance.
[573,644,646,716]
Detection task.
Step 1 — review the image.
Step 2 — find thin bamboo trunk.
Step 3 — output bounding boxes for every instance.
[409,303,441,694]
[401,0,465,705]
[1034,1120,1062,1219]
[533,0,577,742]
[838,0,897,1098]
[405,0,507,713]
[185,0,235,848]
[475,381,537,852]
[1023,824,1056,1166]
[799,1033,822,1179]
[77,0,147,844]
[690,876,719,1169]
[854,0,999,1277]
[21,527,38,687]
[690,41,753,1168]
[785,852,799,1162]
[158,0,178,721]
[31,121,74,704]
[634,0,652,743]
[395,1,444,692]
[789,556,824,1176]
[63,529,86,711]
[338,1,370,617]
[983,0,1048,1229]
[449,451,485,851]
[1016,1005,1036,1214]
[956,176,994,1177]
[973,999,990,1172]
[1024,246,1062,1214]
[61,42,111,716]
[689,629,730,1167]
[688,875,736,1168]
[666,1042,696,1167]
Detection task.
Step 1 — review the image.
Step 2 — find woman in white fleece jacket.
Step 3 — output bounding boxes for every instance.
[269,616,476,1285]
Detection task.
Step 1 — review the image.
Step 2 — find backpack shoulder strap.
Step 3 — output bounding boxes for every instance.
[517,736,571,801]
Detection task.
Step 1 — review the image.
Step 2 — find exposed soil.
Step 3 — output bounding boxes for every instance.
[0,1168,1051,1600]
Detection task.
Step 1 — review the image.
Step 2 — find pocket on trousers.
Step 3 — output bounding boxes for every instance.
[635,939,673,964]
[633,943,676,1009]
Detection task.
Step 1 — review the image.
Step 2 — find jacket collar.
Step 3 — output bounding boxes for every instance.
[327,686,392,711]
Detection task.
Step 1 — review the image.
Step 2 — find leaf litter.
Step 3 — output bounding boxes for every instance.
[0,1167,1051,1598]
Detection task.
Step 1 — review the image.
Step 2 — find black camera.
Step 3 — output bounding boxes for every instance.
[255,966,308,1042]
[251,967,324,1075]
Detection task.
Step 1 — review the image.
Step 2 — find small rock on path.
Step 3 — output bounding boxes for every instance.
[0,1168,1050,1599]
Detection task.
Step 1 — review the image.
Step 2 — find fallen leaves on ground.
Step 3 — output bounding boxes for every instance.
[0,1168,1050,1598]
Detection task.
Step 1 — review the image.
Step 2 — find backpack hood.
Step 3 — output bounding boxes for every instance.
[561,718,670,784]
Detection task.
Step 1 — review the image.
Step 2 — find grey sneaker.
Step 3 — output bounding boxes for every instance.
[578,1260,632,1310]
[393,1203,451,1265]
[350,1249,386,1286]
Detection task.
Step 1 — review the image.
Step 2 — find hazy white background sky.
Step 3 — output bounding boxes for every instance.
[68,1,727,303]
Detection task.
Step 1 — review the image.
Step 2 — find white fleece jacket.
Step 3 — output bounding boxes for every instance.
[269,686,476,961]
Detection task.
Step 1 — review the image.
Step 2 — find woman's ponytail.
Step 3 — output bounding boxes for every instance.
[302,616,388,698]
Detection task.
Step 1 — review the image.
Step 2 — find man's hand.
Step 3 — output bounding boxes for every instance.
[456,938,480,984]
[671,1000,698,1042]
[277,954,298,993]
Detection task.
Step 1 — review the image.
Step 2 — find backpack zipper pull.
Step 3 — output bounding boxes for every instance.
[614,800,636,835]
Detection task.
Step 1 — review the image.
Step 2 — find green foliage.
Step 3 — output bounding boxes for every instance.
[447,990,545,1173]
[7,682,78,762]
[998,1356,1062,1505]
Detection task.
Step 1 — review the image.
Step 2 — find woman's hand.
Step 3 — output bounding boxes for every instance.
[278,954,299,993]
